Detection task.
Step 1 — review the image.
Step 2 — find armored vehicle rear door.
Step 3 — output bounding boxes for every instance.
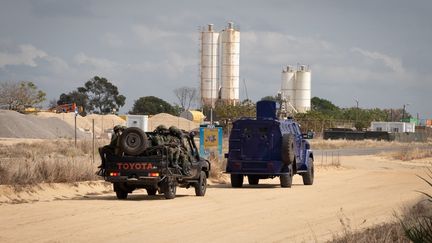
[240,120,279,161]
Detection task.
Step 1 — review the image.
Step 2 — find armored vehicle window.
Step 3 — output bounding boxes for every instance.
[258,127,268,140]
[243,127,252,139]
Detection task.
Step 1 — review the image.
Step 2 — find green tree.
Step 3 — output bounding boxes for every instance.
[0,81,46,111]
[261,95,278,102]
[130,96,177,115]
[56,91,89,115]
[58,91,88,107]
[311,97,340,113]
[214,99,256,121]
[79,76,126,114]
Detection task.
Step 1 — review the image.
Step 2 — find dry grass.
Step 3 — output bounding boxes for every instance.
[0,139,107,186]
[380,147,432,161]
[208,158,228,184]
[310,138,405,150]
[329,169,432,243]
[328,200,432,243]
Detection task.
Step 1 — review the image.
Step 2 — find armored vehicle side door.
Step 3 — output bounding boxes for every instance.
[290,123,304,163]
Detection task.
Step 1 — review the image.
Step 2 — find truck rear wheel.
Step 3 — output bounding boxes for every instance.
[231,174,244,188]
[302,157,314,185]
[113,182,128,199]
[195,171,207,196]
[115,190,128,199]
[146,188,157,196]
[163,182,176,199]
[282,134,295,165]
[119,127,148,156]
[248,175,259,185]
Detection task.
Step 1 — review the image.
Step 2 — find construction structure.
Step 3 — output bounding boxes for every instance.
[200,24,219,108]
[280,65,311,113]
[200,22,240,107]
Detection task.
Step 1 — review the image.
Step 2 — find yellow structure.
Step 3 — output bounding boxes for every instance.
[180,110,206,123]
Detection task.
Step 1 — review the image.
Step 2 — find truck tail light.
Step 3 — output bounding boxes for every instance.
[233,162,241,169]
[110,172,120,177]
[149,172,159,177]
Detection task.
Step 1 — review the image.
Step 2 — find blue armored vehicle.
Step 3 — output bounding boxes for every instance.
[225,100,314,188]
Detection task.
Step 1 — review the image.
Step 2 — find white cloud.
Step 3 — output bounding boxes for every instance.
[131,24,196,48]
[127,52,196,79]
[0,44,70,74]
[101,33,124,48]
[132,25,177,44]
[74,52,118,69]
[351,47,404,73]
[0,44,47,68]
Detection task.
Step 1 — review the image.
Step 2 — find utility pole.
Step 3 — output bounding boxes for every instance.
[354,98,359,128]
[74,106,78,147]
[402,103,410,120]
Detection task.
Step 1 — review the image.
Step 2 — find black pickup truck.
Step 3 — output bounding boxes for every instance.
[99,127,211,200]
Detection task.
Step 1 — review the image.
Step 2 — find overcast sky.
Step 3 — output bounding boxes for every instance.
[0,0,431,118]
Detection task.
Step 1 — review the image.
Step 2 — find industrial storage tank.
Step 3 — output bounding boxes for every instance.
[294,65,311,113]
[180,110,206,123]
[200,24,219,107]
[281,66,296,108]
[220,22,240,105]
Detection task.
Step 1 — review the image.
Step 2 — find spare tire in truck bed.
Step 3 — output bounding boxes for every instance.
[119,127,148,155]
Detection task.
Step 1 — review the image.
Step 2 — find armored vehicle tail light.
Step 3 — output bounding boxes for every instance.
[233,162,242,169]
[267,162,274,170]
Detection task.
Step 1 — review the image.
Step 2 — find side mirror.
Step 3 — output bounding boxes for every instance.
[302,133,314,139]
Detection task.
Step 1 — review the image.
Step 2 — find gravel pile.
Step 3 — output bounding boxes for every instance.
[0,110,87,139]
[148,113,199,131]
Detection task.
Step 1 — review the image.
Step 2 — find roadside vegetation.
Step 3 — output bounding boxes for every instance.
[310,138,398,150]
[0,139,106,186]
[328,169,432,243]
[380,147,432,161]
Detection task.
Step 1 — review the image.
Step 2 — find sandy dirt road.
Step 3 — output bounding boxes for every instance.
[0,155,430,243]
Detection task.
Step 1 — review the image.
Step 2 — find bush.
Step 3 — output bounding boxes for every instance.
[400,169,432,242]
[0,139,106,186]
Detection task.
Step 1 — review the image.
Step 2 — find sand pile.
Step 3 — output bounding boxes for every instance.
[148,113,199,131]
[36,112,125,136]
[0,110,87,139]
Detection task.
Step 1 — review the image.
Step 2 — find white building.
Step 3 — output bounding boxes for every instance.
[370,122,415,133]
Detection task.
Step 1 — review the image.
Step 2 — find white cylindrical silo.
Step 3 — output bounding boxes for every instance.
[201,24,219,107]
[220,22,240,105]
[294,65,311,113]
[281,66,295,107]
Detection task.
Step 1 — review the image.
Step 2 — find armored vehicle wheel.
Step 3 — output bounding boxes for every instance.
[282,134,295,165]
[119,127,148,156]
[302,157,314,185]
[231,174,244,188]
[163,182,176,199]
[280,164,293,188]
[248,175,259,185]
[115,189,128,199]
[146,188,157,196]
[280,174,292,188]
[195,171,207,196]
